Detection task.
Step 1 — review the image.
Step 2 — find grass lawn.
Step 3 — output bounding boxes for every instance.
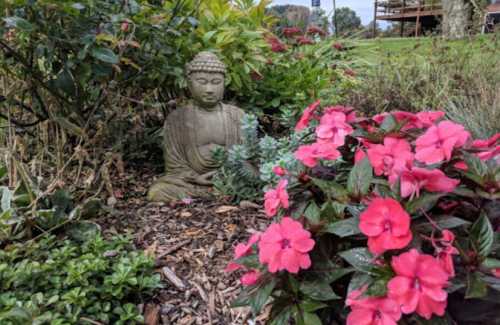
[345,34,498,66]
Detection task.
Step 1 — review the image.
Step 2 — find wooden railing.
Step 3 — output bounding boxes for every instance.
[375,1,442,17]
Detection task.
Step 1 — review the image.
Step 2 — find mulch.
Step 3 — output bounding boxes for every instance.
[97,167,270,325]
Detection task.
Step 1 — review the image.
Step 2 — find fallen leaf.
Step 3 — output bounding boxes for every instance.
[214,205,238,214]
[144,304,160,325]
[144,240,158,258]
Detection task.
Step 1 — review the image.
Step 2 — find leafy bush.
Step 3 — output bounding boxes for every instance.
[0,234,161,324]
[238,36,357,124]
[226,102,500,324]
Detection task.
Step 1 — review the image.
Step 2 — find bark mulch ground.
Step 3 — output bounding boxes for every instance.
[97,167,270,325]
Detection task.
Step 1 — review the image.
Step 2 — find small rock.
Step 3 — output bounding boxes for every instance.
[161,304,175,315]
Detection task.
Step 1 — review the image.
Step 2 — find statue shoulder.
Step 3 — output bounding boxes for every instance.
[221,102,245,117]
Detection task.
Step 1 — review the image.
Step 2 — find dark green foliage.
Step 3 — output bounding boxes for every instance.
[0,234,161,324]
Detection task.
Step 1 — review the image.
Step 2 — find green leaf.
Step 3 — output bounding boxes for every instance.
[339,248,374,273]
[324,216,361,237]
[231,287,252,308]
[202,31,217,44]
[464,153,489,185]
[483,258,500,269]
[347,158,372,197]
[322,267,354,284]
[269,304,293,325]
[304,202,321,224]
[347,272,372,294]
[465,272,488,299]
[299,300,328,313]
[303,312,322,325]
[380,114,397,132]
[1,187,12,212]
[416,215,470,232]
[250,279,276,315]
[365,278,388,297]
[91,47,119,64]
[299,280,340,301]
[470,212,494,258]
[405,193,443,215]
[3,17,34,32]
[320,201,345,222]
[311,178,349,202]
[0,165,7,180]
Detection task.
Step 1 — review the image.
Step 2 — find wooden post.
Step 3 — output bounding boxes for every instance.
[415,0,421,37]
[373,0,378,38]
[400,0,406,36]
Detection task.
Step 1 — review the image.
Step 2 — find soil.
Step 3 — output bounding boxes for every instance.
[97,166,269,325]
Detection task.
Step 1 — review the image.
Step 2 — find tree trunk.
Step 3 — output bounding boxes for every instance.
[442,0,470,39]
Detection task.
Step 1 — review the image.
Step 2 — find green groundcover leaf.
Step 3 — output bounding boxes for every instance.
[91,47,119,64]
[299,280,340,301]
[339,247,374,273]
[347,157,372,197]
[470,212,494,258]
[324,216,361,237]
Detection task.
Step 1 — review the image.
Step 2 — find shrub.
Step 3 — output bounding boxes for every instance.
[237,36,357,124]
[0,233,161,324]
[226,101,500,324]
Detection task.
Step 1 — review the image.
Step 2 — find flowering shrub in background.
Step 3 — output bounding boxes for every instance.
[226,101,500,324]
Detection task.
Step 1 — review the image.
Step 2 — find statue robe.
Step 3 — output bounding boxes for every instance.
[148,102,244,202]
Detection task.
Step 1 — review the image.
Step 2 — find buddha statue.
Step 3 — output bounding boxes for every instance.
[148,52,245,202]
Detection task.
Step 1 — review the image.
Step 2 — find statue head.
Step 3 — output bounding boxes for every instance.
[186,51,226,109]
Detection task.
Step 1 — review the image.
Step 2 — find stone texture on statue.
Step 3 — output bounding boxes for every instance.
[148,52,245,202]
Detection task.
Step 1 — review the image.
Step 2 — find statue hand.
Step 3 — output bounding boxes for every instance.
[193,170,217,186]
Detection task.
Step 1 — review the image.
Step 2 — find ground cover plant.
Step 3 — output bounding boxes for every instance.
[226,102,500,324]
[0,234,161,324]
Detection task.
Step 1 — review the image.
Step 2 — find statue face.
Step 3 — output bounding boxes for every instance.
[188,71,224,108]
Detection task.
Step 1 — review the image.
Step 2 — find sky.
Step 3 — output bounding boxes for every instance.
[270,0,382,26]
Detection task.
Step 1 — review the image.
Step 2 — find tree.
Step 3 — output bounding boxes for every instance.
[332,7,362,36]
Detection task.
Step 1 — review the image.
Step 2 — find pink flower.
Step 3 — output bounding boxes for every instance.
[355,148,367,163]
[324,105,357,123]
[240,270,261,286]
[359,198,412,254]
[388,249,450,320]
[272,166,287,176]
[415,121,470,165]
[296,35,314,45]
[266,36,287,52]
[435,230,459,277]
[306,26,326,36]
[415,111,445,127]
[258,217,315,273]
[264,179,289,217]
[316,111,353,146]
[346,289,401,325]
[367,137,413,183]
[225,233,261,272]
[282,27,301,37]
[492,269,500,278]
[400,167,460,199]
[373,111,444,131]
[294,142,341,168]
[295,100,320,131]
[472,133,500,148]
[333,42,344,50]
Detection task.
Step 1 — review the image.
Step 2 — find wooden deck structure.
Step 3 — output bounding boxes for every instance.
[374,1,443,37]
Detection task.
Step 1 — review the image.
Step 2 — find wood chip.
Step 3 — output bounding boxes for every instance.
[214,205,238,214]
[162,267,186,290]
[144,304,160,325]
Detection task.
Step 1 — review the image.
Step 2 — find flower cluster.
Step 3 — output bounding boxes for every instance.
[228,101,500,324]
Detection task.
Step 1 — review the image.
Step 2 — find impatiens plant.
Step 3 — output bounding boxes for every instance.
[226,102,500,324]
